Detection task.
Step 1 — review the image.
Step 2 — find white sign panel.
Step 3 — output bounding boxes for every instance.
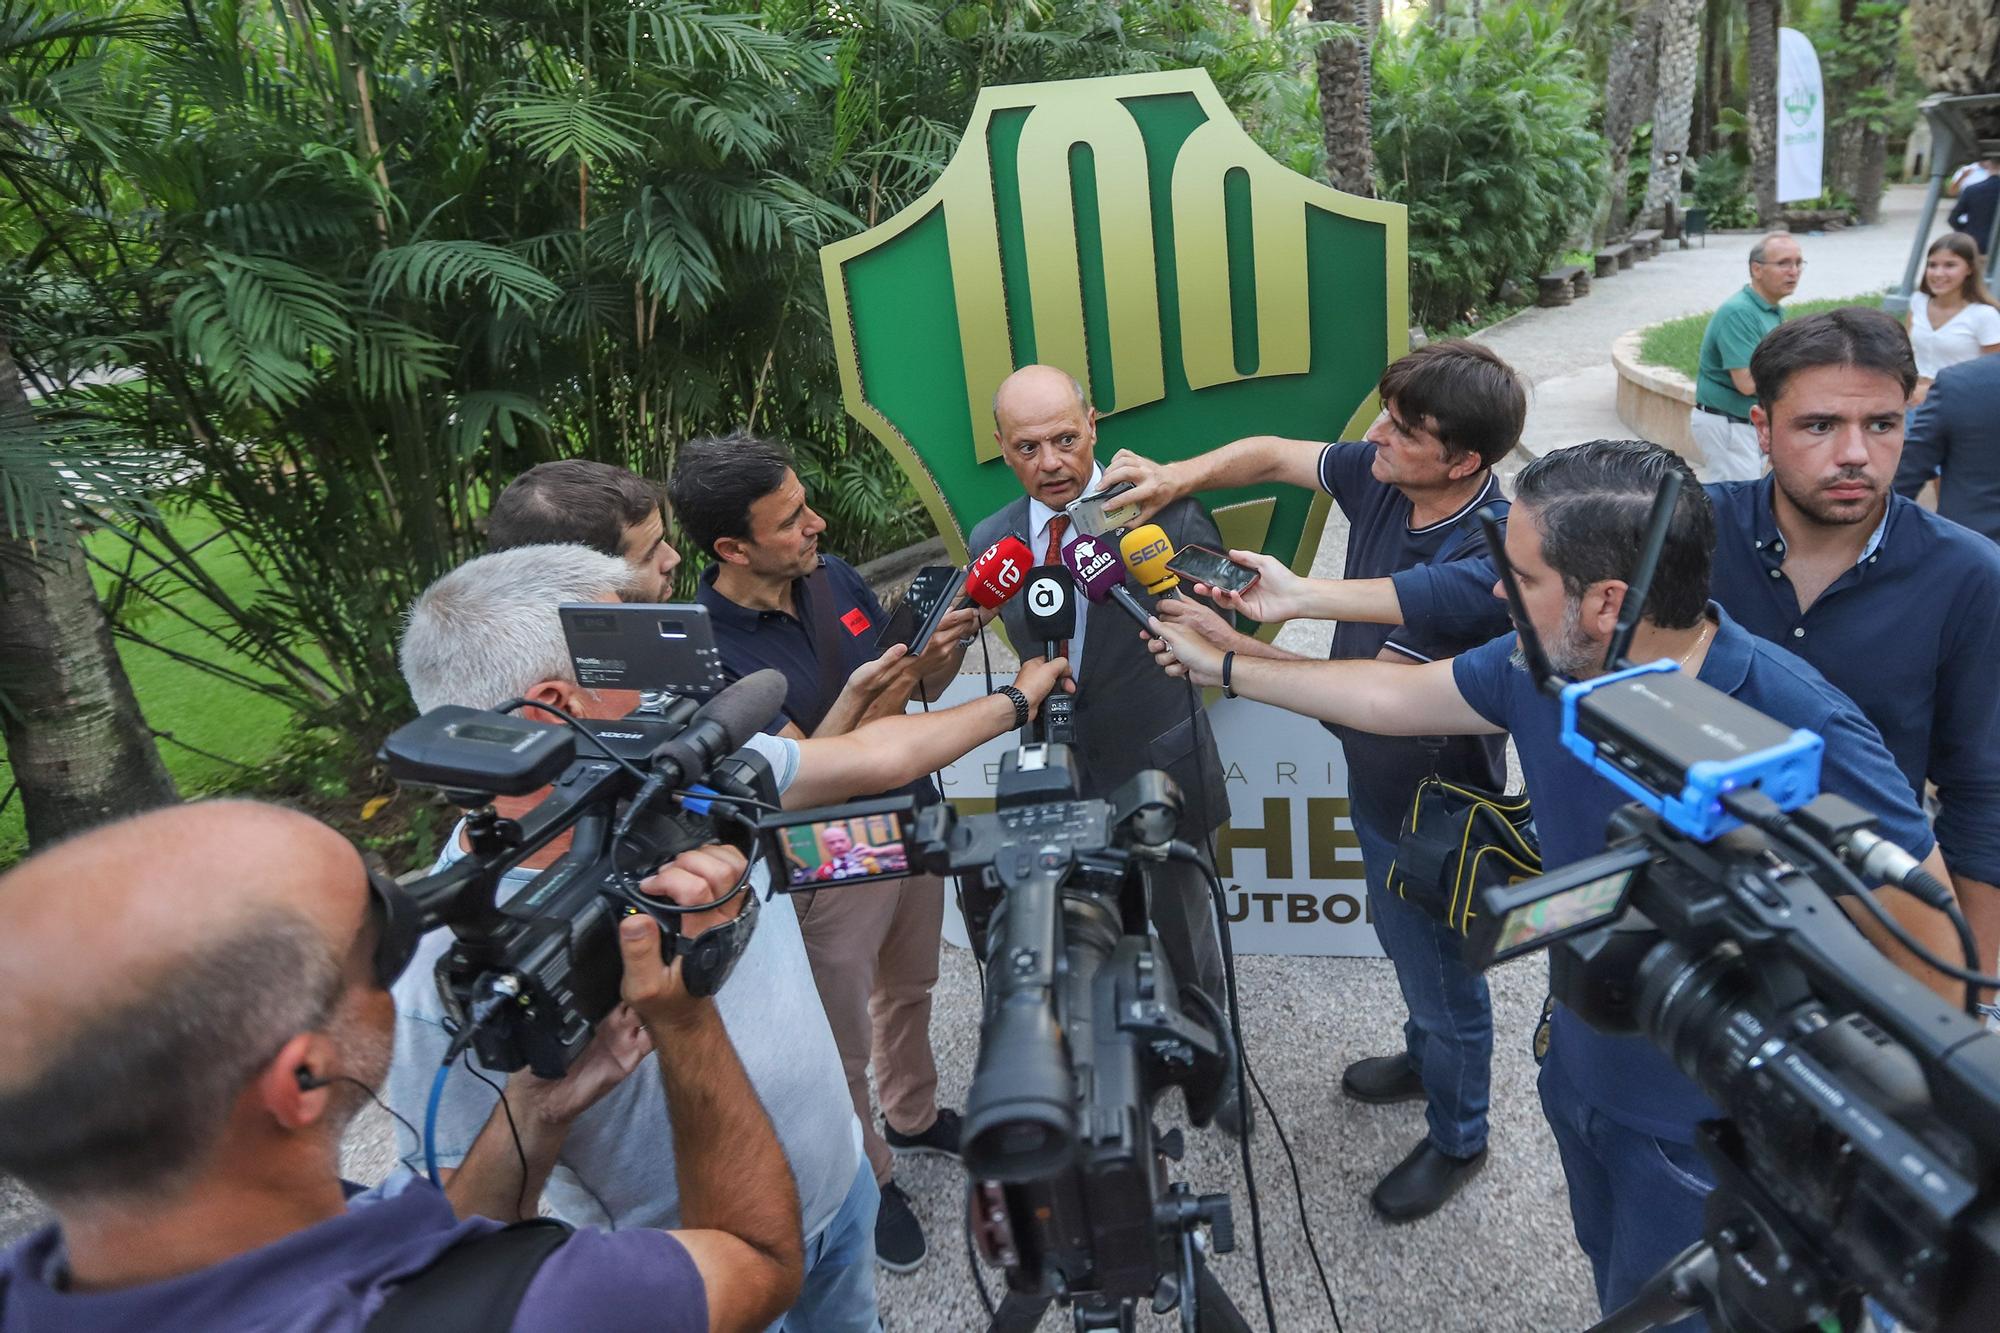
[1777,28,1825,205]
[927,677,1383,957]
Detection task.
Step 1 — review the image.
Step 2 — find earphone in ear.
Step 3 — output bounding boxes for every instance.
[295,1067,330,1092]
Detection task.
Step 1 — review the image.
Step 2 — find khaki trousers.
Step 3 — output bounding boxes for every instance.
[794,872,944,1184]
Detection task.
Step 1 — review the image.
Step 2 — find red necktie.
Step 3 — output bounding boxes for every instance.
[1042,514,1070,662]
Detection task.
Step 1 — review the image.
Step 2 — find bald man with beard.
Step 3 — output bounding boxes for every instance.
[0,801,804,1332]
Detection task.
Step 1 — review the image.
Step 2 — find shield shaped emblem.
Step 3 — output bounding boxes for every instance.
[820,69,1408,582]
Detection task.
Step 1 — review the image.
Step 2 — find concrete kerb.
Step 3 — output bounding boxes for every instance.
[1612,327,1699,463]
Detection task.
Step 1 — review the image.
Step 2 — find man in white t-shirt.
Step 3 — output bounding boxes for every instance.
[386,544,1066,1332]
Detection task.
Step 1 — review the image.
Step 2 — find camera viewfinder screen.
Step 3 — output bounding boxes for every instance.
[1491,868,1636,960]
[781,813,910,889]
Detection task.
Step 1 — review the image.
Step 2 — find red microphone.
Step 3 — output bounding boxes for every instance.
[966,536,1033,610]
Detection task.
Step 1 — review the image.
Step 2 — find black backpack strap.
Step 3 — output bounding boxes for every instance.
[368,1219,573,1333]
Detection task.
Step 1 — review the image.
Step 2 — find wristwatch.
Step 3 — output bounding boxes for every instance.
[994,684,1029,728]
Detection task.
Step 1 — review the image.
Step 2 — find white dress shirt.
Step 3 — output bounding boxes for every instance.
[1024,463,1103,683]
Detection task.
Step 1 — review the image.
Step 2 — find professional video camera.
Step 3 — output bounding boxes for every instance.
[1457,477,2000,1333]
[374,669,794,1079]
[912,736,1247,1333]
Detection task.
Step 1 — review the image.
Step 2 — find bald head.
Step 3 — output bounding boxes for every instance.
[992,365,1099,509]
[0,801,368,1205]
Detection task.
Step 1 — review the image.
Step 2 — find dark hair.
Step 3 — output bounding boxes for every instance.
[1377,340,1525,470]
[1748,307,1917,415]
[667,431,796,559]
[0,914,343,1204]
[1513,439,1714,630]
[487,459,662,558]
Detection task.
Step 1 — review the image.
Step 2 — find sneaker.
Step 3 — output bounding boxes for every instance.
[885,1107,962,1159]
[874,1180,927,1273]
[1341,1052,1425,1105]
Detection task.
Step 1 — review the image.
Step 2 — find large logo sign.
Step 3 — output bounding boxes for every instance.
[820,70,1408,579]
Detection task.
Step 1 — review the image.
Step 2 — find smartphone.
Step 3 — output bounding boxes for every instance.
[1066,482,1141,538]
[560,603,728,698]
[1163,544,1259,594]
[760,797,918,891]
[874,566,967,657]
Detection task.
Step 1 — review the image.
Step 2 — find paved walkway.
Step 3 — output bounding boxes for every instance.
[1482,183,1948,460]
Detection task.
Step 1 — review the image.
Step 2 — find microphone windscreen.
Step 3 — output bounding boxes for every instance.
[1022,565,1077,640]
[966,536,1033,609]
[1059,533,1125,604]
[1119,525,1180,596]
[693,668,789,754]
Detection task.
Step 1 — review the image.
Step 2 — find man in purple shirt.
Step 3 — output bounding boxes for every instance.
[0,800,804,1332]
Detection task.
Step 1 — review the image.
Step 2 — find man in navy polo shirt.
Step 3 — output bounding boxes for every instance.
[1104,341,1527,1221]
[1259,310,2000,1008]
[669,431,979,1275]
[1144,440,1962,1329]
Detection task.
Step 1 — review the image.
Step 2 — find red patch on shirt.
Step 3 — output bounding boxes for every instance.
[840,607,872,636]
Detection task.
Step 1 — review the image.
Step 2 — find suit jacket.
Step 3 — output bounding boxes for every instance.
[966,495,1231,835]
[1896,352,2000,544]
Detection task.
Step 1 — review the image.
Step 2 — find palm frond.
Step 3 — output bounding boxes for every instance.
[0,403,181,545]
[366,239,560,315]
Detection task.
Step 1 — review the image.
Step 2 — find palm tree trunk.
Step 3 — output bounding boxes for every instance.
[1747,0,1781,224]
[1602,3,1664,242]
[0,340,176,850]
[1642,0,1705,227]
[1909,0,2000,95]
[1312,0,1374,198]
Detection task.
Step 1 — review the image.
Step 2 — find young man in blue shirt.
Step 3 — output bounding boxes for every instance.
[1144,440,1962,1329]
[1104,341,1526,1220]
[1224,310,2000,1011]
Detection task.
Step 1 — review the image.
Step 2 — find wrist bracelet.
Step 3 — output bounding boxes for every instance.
[994,684,1029,729]
[1222,650,1237,699]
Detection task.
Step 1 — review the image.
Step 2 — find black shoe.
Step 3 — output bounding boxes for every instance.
[886,1107,962,1160]
[1369,1140,1487,1223]
[1342,1052,1425,1105]
[875,1180,927,1272]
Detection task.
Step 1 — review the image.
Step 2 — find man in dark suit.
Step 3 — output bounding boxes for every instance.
[1896,349,2000,544]
[965,364,1230,1028]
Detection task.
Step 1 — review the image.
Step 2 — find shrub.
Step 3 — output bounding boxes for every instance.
[1373,0,1606,330]
[1690,151,1759,230]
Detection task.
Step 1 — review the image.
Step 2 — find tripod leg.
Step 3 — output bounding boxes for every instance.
[1192,1252,1254,1333]
[988,1289,1052,1333]
[1582,1241,1717,1333]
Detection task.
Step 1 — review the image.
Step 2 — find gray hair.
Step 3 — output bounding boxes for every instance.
[1748,231,1796,266]
[401,544,637,712]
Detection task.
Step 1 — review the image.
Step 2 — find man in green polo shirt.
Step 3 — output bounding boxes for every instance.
[1692,231,1801,481]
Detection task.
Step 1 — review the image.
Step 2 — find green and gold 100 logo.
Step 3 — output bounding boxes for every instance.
[819,70,1409,577]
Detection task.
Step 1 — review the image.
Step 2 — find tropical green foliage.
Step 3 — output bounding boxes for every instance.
[4,0,1337,745]
[1689,150,1758,229]
[1373,0,1607,328]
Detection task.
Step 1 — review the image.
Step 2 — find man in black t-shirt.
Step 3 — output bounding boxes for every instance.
[1104,342,1526,1221]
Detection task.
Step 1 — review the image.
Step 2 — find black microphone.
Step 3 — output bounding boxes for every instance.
[1022,565,1077,662]
[615,669,789,840]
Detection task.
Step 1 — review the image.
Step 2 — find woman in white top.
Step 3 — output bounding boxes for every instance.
[1906,232,2000,403]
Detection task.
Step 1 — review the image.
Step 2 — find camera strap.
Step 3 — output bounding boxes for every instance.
[367,1218,571,1333]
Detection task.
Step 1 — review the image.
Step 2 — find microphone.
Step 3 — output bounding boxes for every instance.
[1119,525,1181,597]
[1022,565,1077,662]
[615,668,789,841]
[966,536,1033,611]
[1062,532,1154,631]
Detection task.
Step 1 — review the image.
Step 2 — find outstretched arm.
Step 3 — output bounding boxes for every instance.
[1101,436,1326,525]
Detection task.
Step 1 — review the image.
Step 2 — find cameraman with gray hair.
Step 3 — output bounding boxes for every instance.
[389,542,1066,1333]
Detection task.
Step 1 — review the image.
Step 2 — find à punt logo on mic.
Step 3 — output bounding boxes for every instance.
[819,68,1407,580]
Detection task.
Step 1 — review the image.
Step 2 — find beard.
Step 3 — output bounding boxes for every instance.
[323,996,395,1128]
[1775,464,1881,527]
[1512,596,1602,679]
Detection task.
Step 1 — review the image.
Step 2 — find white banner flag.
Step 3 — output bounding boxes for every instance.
[1777,27,1825,204]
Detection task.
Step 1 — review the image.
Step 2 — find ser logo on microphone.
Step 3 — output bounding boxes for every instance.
[1122,535,1171,568]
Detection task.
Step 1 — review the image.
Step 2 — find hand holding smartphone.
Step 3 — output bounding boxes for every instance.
[1162,543,1259,594]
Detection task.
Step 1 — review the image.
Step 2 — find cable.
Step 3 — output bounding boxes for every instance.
[465,1062,533,1221]
[964,1179,996,1318]
[1242,1045,1344,1333]
[423,1061,451,1189]
[493,696,649,783]
[1722,793,1998,1011]
[326,1075,425,1157]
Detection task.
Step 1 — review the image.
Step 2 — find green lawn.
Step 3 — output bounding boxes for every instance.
[0,504,298,863]
[1637,292,1888,381]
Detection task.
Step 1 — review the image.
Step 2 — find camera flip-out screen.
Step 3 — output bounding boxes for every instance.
[1469,843,1652,967]
[762,797,917,891]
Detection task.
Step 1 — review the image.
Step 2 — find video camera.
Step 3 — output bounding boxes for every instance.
[374,669,796,1079]
[910,736,1246,1333]
[1458,477,2000,1333]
